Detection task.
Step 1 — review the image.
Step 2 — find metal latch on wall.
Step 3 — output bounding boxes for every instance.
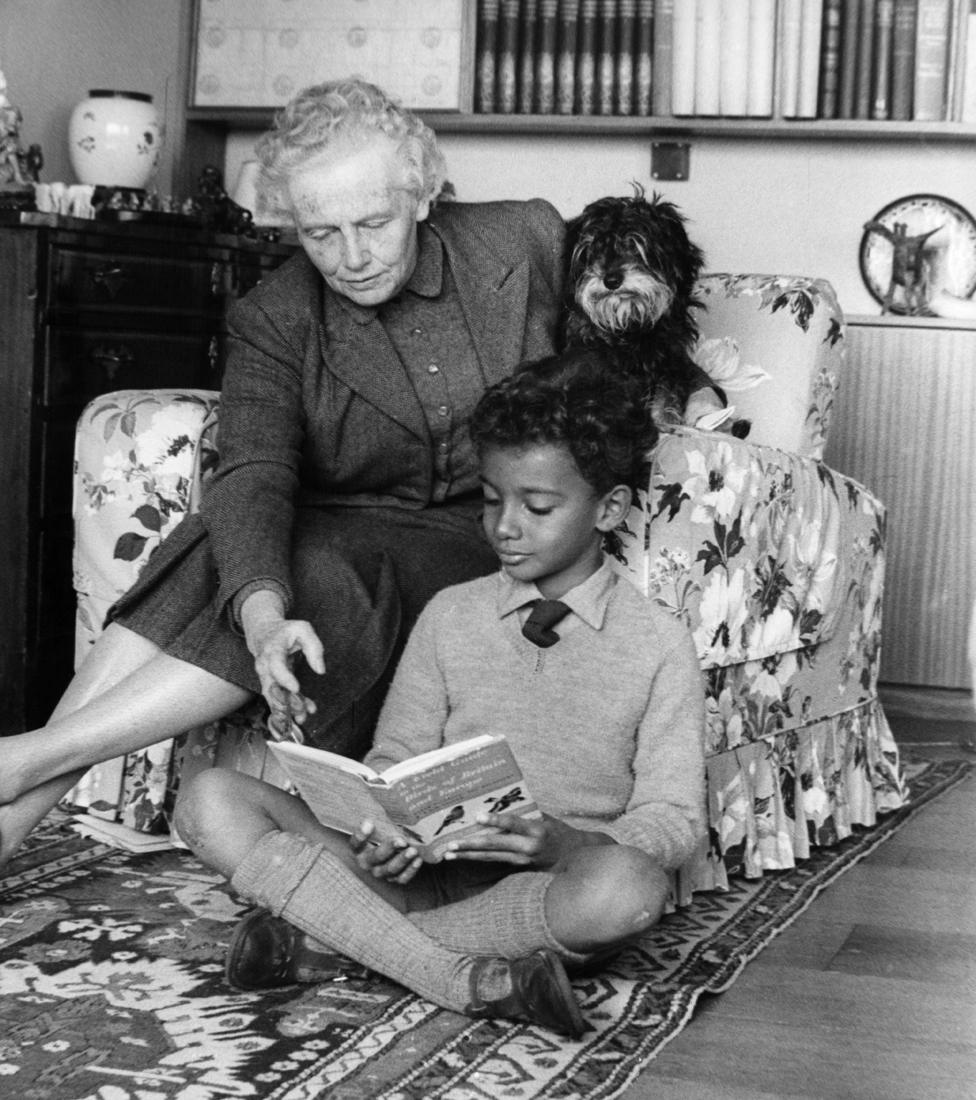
[651,142,691,182]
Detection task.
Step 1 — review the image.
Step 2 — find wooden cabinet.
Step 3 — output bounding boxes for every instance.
[0,215,292,734]
[824,315,976,691]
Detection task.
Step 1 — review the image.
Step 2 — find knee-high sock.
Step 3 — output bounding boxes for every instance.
[407,871,588,965]
[231,830,487,1012]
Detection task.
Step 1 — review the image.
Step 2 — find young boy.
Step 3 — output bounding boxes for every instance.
[175,347,706,1039]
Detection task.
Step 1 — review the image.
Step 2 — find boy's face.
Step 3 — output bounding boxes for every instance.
[479,443,628,600]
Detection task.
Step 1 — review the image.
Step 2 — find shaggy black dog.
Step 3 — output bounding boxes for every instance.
[563,187,741,432]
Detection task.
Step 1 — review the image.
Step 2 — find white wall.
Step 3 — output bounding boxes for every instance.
[0,0,190,196]
[227,128,976,317]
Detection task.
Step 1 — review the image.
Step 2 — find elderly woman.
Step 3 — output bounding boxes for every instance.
[0,79,565,864]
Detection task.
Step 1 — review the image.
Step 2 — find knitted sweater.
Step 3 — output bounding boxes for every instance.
[366,564,706,870]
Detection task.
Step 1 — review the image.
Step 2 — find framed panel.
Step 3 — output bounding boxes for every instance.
[191,0,475,112]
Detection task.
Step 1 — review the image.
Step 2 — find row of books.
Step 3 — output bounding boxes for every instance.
[473,0,976,122]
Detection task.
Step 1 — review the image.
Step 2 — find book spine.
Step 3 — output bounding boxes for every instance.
[634,0,655,112]
[695,0,723,115]
[779,0,805,117]
[476,0,501,113]
[797,0,825,117]
[518,0,540,112]
[556,0,581,113]
[747,0,777,115]
[653,0,675,114]
[913,0,952,118]
[818,0,843,117]
[497,0,521,113]
[855,0,878,115]
[536,0,559,111]
[890,0,919,118]
[871,0,896,118]
[837,0,862,117]
[617,0,637,113]
[720,0,751,117]
[960,0,976,120]
[597,0,619,115]
[576,0,599,112]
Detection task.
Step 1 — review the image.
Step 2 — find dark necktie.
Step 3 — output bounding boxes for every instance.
[521,599,571,648]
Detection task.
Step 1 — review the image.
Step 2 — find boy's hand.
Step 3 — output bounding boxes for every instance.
[442,812,611,869]
[348,820,423,884]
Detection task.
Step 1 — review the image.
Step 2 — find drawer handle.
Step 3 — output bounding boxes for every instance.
[91,344,135,380]
[89,262,130,299]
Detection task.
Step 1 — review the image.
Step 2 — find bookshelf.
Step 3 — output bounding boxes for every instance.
[180,106,976,195]
[183,0,976,189]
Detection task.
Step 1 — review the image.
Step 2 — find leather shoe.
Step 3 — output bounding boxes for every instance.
[467,949,586,1038]
[225,907,341,991]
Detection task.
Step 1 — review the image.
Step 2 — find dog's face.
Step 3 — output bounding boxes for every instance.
[566,191,704,339]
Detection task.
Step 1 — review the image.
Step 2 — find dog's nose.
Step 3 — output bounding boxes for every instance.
[602,271,623,290]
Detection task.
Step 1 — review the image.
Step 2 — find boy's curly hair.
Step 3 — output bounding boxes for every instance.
[469,347,658,496]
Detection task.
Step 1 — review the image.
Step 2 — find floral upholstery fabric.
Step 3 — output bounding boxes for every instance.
[694,274,844,459]
[67,273,905,893]
[69,390,285,832]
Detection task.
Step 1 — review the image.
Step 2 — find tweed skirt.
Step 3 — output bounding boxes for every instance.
[109,499,497,755]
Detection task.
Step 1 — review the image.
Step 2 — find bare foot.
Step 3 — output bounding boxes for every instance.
[0,770,86,869]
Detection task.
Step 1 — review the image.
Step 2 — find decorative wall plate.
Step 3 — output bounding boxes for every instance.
[859,194,976,314]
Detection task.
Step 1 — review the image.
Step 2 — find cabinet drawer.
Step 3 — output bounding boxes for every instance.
[45,328,221,405]
[49,246,226,324]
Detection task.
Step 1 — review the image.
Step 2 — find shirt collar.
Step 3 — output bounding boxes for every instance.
[496,559,618,631]
[332,221,443,326]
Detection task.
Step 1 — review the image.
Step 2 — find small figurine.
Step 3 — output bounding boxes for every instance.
[863,219,943,315]
[0,69,40,208]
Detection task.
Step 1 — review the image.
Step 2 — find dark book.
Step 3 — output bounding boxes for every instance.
[497,0,521,113]
[616,0,637,114]
[890,0,919,118]
[518,0,540,113]
[535,0,560,112]
[819,0,844,117]
[476,0,501,113]
[556,0,581,114]
[534,0,556,111]
[597,0,619,115]
[854,0,878,116]
[871,0,896,118]
[634,0,654,113]
[837,0,862,117]
[268,735,540,864]
[913,0,951,120]
[576,0,599,113]
[652,0,675,115]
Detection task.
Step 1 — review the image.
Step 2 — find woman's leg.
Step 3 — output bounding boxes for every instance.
[0,622,253,863]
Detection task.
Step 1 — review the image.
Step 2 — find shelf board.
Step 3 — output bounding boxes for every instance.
[185,106,976,142]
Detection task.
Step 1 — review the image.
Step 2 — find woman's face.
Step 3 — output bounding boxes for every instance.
[286,135,430,307]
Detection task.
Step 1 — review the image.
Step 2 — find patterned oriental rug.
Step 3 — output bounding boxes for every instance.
[0,756,968,1100]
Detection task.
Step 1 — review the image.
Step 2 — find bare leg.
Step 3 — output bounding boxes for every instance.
[0,623,253,863]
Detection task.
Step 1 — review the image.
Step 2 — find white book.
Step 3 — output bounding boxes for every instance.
[695,0,724,114]
[797,0,825,118]
[720,0,751,115]
[268,734,540,863]
[747,0,777,115]
[779,0,805,116]
[672,0,699,113]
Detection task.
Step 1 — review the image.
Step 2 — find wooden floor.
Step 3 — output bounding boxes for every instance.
[622,740,976,1100]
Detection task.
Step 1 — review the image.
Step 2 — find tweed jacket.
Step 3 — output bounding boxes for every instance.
[202,198,566,615]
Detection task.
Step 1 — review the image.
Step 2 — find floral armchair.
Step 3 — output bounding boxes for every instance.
[68,274,906,894]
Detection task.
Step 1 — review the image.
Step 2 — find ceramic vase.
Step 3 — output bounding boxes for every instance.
[68,90,162,189]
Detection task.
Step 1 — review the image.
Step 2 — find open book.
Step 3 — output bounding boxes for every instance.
[267,734,540,863]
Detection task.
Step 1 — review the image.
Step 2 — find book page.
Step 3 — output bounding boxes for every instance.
[267,743,400,842]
